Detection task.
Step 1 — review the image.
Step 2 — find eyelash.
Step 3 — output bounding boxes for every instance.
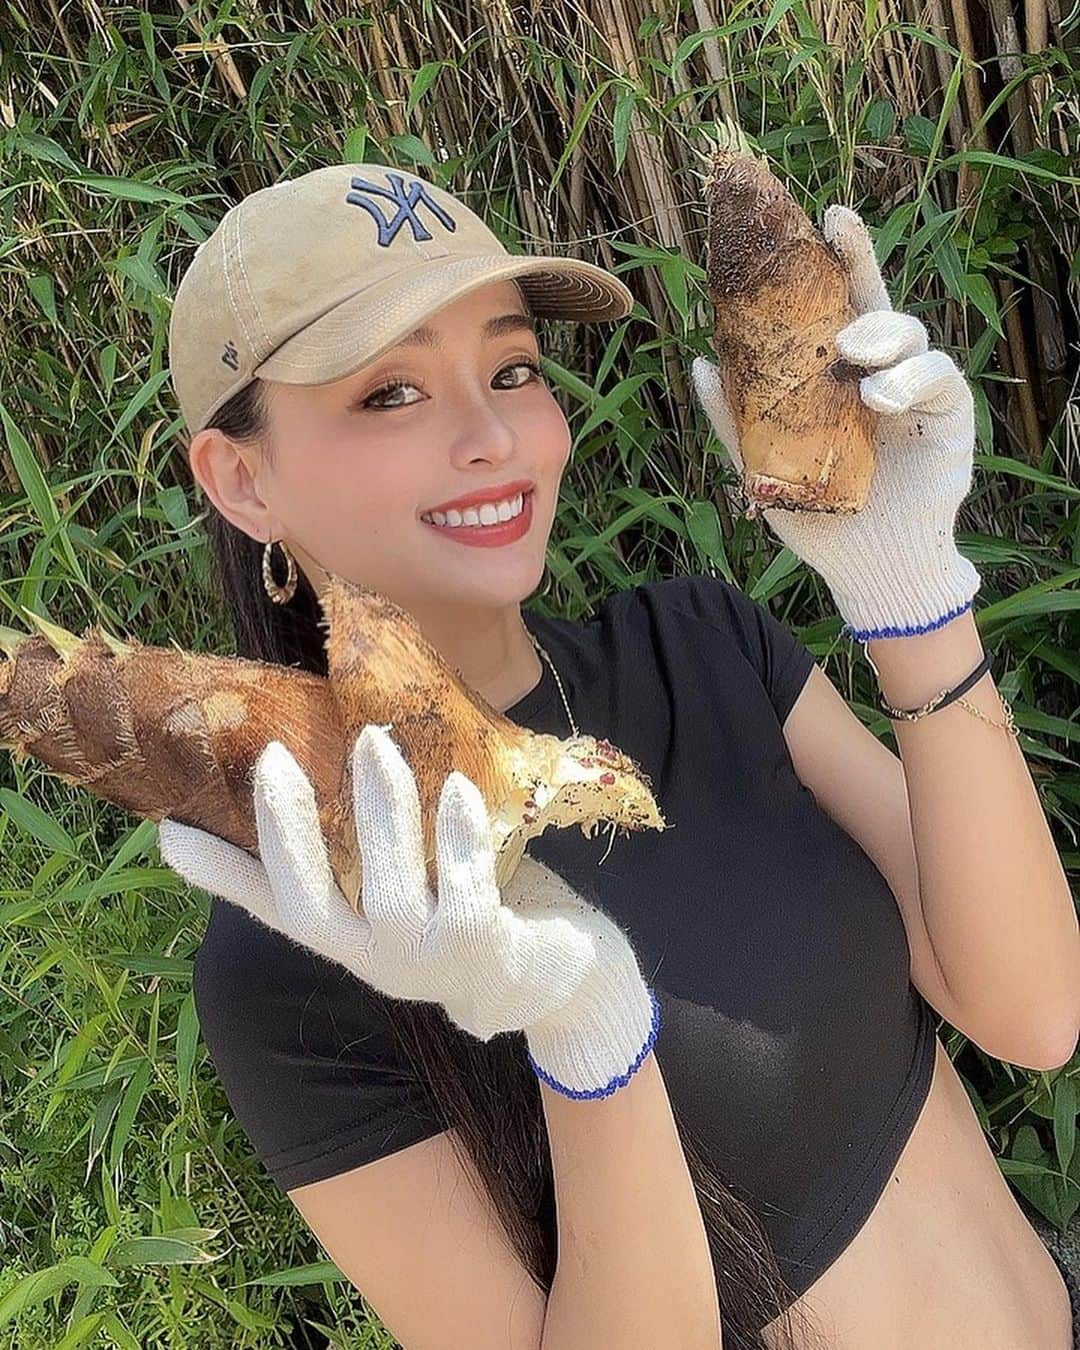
[356,359,544,411]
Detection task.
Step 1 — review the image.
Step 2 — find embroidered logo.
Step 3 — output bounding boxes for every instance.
[344,172,456,246]
[220,340,240,371]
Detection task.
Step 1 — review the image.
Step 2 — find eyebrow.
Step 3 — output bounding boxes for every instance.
[394,312,538,349]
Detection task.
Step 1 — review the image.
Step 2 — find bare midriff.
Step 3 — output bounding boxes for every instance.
[764,1037,1072,1350]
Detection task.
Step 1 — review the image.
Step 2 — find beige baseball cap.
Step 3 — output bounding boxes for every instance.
[168,162,636,435]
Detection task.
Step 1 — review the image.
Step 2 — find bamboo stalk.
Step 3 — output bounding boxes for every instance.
[689,0,739,124]
[985,0,1037,157]
[985,0,1068,428]
[925,0,970,164]
[947,0,992,152]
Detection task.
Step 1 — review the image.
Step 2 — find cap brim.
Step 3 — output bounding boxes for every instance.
[254,253,634,386]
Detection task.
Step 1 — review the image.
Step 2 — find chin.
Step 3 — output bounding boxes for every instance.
[422,551,547,609]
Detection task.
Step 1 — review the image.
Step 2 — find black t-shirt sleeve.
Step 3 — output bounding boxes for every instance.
[192,897,450,1192]
[667,574,817,725]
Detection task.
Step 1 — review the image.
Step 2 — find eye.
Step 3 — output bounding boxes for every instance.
[355,359,544,411]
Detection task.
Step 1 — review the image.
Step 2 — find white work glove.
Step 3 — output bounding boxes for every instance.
[158,723,660,1101]
[691,204,981,643]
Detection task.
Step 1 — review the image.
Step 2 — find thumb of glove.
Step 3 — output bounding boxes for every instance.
[691,356,744,478]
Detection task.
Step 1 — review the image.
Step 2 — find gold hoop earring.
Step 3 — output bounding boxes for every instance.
[262,537,298,605]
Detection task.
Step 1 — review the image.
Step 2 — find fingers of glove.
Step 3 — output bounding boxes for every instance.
[351,724,435,947]
[860,350,972,419]
[822,205,892,315]
[430,771,505,956]
[690,357,744,474]
[835,310,928,370]
[157,818,280,928]
[253,741,371,957]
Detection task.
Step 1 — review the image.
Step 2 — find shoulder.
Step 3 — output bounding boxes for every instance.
[597,573,780,662]
[582,573,739,631]
[613,573,818,729]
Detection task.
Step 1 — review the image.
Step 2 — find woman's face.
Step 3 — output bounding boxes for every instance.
[254,280,571,616]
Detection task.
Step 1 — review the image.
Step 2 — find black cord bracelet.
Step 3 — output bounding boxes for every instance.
[875,649,993,721]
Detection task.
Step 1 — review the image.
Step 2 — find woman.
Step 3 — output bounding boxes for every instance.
[159,162,1080,1348]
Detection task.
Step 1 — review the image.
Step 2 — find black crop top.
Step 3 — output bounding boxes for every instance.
[191,574,938,1301]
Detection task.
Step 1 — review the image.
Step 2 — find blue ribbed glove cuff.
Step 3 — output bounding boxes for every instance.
[527,985,662,1101]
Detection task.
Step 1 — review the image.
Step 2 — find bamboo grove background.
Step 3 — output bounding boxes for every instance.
[1,0,1078,1344]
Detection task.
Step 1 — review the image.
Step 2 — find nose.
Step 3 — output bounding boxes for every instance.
[443,380,521,470]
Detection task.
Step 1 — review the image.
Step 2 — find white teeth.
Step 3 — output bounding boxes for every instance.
[422,492,526,528]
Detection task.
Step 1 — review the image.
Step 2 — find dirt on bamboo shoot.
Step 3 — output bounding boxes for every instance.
[704,147,879,513]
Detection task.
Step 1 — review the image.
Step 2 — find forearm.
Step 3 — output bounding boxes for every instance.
[867,609,1080,1066]
[538,1050,722,1350]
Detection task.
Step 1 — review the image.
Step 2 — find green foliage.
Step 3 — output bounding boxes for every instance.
[1,0,1077,1342]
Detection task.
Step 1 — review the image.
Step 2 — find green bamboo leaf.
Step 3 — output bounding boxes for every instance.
[872,201,918,269]
[749,549,804,599]
[242,1260,346,1287]
[976,569,1080,629]
[759,0,801,41]
[671,19,761,73]
[974,454,1080,499]
[87,1079,124,1176]
[40,1018,109,1130]
[961,272,1003,336]
[685,501,733,580]
[0,401,86,589]
[14,130,83,172]
[573,373,652,442]
[101,1312,141,1350]
[108,1059,152,1174]
[106,1236,215,1267]
[567,493,684,568]
[385,133,435,166]
[406,62,447,116]
[551,78,618,191]
[176,991,200,1107]
[937,150,1080,186]
[54,1310,111,1348]
[1054,1075,1077,1176]
[27,273,57,324]
[55,1057,144,1094]
[72,173,187,205]
[106,369,172,446]
[103,954,193,978]
[997,1156,1069,1178]
[0,787,77,857]
[114,254,168,297]
[613,86,636,173]
[0,1259,118,1327]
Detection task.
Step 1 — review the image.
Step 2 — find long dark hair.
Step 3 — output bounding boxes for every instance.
[188,375,824,1350]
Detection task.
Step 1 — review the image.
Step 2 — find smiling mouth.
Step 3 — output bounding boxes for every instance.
[420,489,533,529]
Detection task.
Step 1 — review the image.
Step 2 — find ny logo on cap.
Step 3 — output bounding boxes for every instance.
[344,172,456,247]
[221,340,240,371]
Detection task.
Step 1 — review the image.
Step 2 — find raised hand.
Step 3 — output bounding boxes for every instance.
[691,204,981,643]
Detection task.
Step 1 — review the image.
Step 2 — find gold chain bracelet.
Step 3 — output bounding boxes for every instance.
[879,688,1019,738]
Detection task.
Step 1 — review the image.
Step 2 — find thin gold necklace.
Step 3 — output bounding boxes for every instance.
[524,627,579,737]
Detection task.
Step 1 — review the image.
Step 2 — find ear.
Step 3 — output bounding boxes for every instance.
[187,426,282,543]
